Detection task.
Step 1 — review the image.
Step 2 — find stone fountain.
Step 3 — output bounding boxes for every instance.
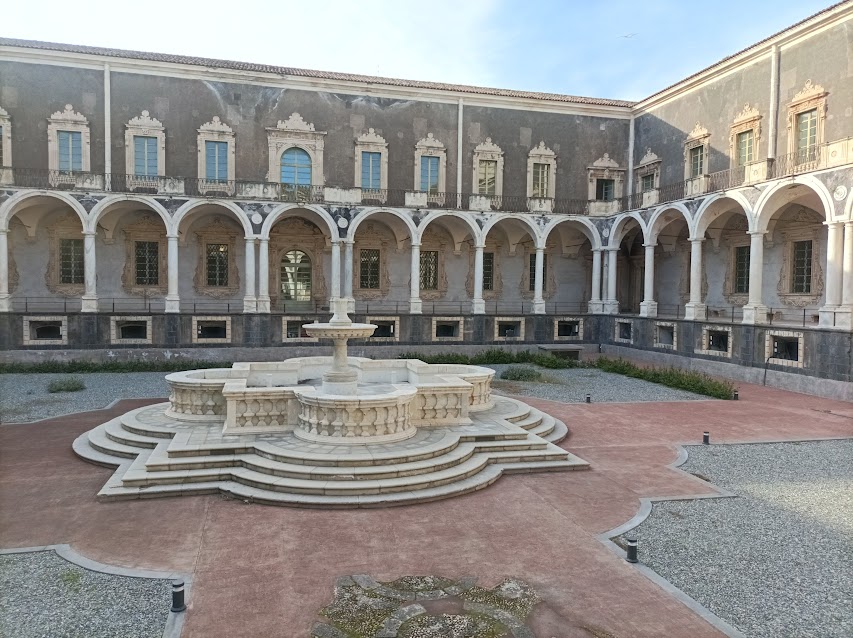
[74,299,588,507]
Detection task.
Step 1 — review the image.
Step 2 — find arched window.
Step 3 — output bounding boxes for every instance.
[281,250,312,302]
[280,148,312,200]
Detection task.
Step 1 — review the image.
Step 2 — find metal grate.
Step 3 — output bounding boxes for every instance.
[419,250,438,290]
[134,241,159,285]
[528,253,547,292]
[791,240,812,294]
[206,243,229,287]
[59,238,84,284]
[359,248,380,289]
[482,252,494,291]
[734,245,750,294]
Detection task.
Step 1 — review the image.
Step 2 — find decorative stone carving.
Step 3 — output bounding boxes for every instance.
[47,105,93,178]
[587,154,625,201]
[635,148,662,194]
[353,222,391,300]
[729,104,762,168]
[165,370,228,421]
[786,80,828,156]
[192,217,241,299]
[354,128,388,197]
[44,213,85,296]
[0,106,11,183]
[472,137,505,198]
[121,214,167,296]
[417,225,450,300]
[413,133,447,200]
[268,217,328,308]
[125,111,166,183]
[197,116,235,194]
[776,210,825,307]
[296,386,417,441]
[527,142,556,199]
[266,113,326,185]
[683,122,711,182]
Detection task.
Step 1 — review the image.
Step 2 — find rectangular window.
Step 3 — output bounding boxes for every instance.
[532,163,549,198]
[796,109,817,161]
[420,156,440,194]
[689,146,704,177]
[640,173,655,192]
[482,252,494,291]
[791,240,813,294]
[736,130,754,167]
[595,179,615,201]
[59,238,84,284]
[420,250,438,290]
[135,241,160,286]
[206,243,229,286]
[359,248,380,289]
[133,136,158,177]
[205,141,228,182]
[528,253,547,292]
[478,160,497,195]
[361,151,381,190]
[58,131,83,172]
[734,245,750,294]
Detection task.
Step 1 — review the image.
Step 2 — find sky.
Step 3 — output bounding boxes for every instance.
[3,0,838,101]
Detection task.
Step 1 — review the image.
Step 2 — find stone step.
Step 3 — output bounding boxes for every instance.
[502,406,532,424]
[86,424,143,459]
[72,430,127,468]
[542,419,568,444]
[527,415,557,439]
[513,413,544,430]
[119,405,177,439]
[105,418,163,449]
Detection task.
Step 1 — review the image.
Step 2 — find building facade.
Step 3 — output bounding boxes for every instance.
[1,3,852,393]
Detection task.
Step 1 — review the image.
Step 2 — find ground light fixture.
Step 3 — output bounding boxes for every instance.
[703,431,710,445]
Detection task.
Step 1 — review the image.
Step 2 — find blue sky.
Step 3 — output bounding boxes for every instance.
[3,0,836,101]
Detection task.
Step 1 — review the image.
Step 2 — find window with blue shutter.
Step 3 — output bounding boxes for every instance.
[361,151,381,190]
[420,156,440,193]
[58,131,83,172]
[205,141,228,181]
[280,148,312,185]
[134,136,158,177]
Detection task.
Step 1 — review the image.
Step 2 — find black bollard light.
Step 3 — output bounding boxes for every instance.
[732,390,739,401]
[625,537,638,563]
[585,394,591,403]
[702,431,710,445]
[171,579,187,612]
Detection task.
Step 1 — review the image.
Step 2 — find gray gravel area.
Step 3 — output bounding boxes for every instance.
[488,364,707,403]
[0,550,172,638]
[0,372,169,423]
[621,439,853,638]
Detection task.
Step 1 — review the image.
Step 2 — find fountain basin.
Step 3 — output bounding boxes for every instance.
[302,322,377,340]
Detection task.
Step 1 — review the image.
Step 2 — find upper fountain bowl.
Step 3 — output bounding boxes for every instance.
[303,322,377,340]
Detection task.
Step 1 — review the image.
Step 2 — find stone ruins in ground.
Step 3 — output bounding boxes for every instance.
[74,300,587,507]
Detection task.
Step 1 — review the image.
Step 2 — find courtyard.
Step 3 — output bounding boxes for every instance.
[1,370,850,637]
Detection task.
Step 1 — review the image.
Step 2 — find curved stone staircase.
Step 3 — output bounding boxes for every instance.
[73,396,588,508]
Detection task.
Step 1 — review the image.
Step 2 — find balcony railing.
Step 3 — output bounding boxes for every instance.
[1,138,849,216]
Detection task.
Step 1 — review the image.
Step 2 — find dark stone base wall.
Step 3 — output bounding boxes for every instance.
[2,313,850,397]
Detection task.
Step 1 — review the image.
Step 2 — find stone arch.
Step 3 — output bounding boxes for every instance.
[753,175,833,234]
[417,210,482,247]
[693,191,753,238]
[648,203,692,244]
[0,190,88,232]
[347,207,418,245]
[173,198,253,238]
[845,186,853,222]
[86,194,171,235]
[541,217,602,251]
[607,211,648,249]
[261,203,337,241]
[481,213,541,247]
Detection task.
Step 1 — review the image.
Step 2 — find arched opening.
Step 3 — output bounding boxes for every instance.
[648,208,692,317]
[266,211,331,312]
[481,216,540,313]
[280,250,312,307]
[608,215,646,314]
[541,219,600,314]
[417,213,480,312]
[280,148,312,200]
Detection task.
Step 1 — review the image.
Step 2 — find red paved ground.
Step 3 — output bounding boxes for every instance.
[1,385,851,637]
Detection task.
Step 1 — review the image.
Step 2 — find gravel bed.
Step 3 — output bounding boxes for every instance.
[0,550,172,638]
[488,364,707,403]
[0,372,169,423]
[621,439,853,638]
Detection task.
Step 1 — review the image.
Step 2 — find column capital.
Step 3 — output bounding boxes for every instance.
[474,243,485,250]
[244,235,258,242]
[259,237,269,244]
[535,245,545,253]
[343,238,354,245]
[642,243,657,249]
[823,220,844,228]
[82,230,97,237]
[604,246,620,252]
[166,233,179,240]
[0,229,8,235]
[410,242,421,248]
[687,236,705,243]
[747,230,766,236]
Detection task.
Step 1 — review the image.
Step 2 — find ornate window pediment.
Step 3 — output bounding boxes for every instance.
[121,214,167,296]
[197,116,235,194]
[414,133,447,200]
[786,80,828,158]
[729,103,762,168]
[472,138,504,198]
[527,142,556,199]
[635,148,661,191]
[47,104,92,174]
[125,111,166,189]
[683,122,710,179]
[587,154,625,201]
[354,128,388,198]
[267,112,326,187]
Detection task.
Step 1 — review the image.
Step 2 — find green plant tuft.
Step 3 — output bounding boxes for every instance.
[0,359,227,374]
[499,366,542,382]
[593,357,736,399]
[47,376,86,393]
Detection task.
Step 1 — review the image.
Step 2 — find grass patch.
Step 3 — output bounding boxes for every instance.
[398,349,579,369]
[0,360,227,374]
[593,357,735,399]
[47,376,86,393]
[499,366,542,382]
[59,569,82,592]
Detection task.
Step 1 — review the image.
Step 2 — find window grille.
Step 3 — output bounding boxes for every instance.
[135,241,159,285]
[734,245,750,294]
[206,243,229,287]
[420,250,438,290]
[791,240,812,294]
[360,248,380,289]
[482,252,494,291]
[59,238,84,284]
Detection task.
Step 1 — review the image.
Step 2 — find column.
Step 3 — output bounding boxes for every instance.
[837,221,853,330]
[343,239,354,312]
[257,238,270,313]
[639,243,657,317]
[330,240,341,301]
[685,238,706,320]
[81,231,98,312]
[821,222,846,328]
[603,248,619,314]
[0,230,9,312]
[165,235,179,313]
[742,231,768,324]
[242,237,257,313]
[589,249,603,314]
[472,244,485,314]
[409,242,422,314]
[533,246,545,314]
